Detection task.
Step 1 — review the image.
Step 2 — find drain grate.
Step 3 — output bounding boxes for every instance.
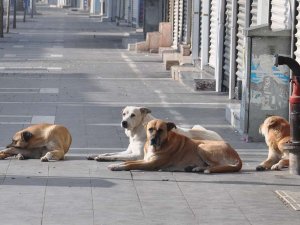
[275,190,300,211]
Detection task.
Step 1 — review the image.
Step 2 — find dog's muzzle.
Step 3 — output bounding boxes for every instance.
[121,121,128,128]
[150,138,156,146]
[150,136,161,147]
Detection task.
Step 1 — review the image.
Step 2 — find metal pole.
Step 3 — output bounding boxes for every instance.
[23,0,27,22]
[13,0,16,28]
[275,55,300,175]
[31,0,33,18]
[0,0,3,38]
[6,0,11,33]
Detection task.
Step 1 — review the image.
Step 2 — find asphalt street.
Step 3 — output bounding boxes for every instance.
[0,4,299,225]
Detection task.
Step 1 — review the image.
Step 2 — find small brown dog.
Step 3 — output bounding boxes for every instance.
[108,119,242,173]
[0,123,72,162]
[256,116,290,171]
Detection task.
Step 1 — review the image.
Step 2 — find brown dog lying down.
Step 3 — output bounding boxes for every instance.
[256,116,290,171]
[0,123,72,162]
[108,119,242,173]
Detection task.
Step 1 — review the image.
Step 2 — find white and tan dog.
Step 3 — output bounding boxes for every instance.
[108,119,242,173]
[0,123,72,162]
[88,106,223,161]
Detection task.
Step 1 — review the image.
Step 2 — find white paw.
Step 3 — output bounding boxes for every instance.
[108,163,125,171]
[204,169,211,174]
[16,154,24,160]
[192,167,204,172]
[271,163,282,170]
[40,156,49,162]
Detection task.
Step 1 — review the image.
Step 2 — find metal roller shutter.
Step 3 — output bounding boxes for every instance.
[182,0,192,44]
[271,0,291,31]
[295,1,300,63]
[173,0,179,47]
[208,0,217,68]
[251,0,257,26]
[222,0,233,90]
[132,0,138,26]
[236,0,246,81]
[198,0,202,57]
[124,0,129,21]
[178,0,184,44]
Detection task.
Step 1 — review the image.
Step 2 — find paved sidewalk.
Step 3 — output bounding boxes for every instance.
[0,4,299,225]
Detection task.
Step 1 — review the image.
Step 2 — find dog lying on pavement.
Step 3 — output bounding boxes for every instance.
[88,106,223,161]
[0,123,72,162]
[256,116,290,171]
[108,119,242,173]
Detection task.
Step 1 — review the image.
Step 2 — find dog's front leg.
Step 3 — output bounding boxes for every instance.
[93,149,132,161]
[256,148,280,171]
[0,147,20,159]
[95,142,144,161]
[108,160,160,171]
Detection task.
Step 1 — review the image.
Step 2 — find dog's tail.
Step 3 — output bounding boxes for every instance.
[205,159,242,174]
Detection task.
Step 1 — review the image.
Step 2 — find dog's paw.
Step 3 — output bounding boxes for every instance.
[86,155,95,160]
[256,165,266,171]
[40,156,49,162]
[271,163,282,171]
[203,169,211,174]
[107,163,125,171]
[95,156,113,162]
[16,154,25,160]
[191,166,204,173]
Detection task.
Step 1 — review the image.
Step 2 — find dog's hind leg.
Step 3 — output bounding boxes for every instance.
[41,149,65,162]
[271,158,289,170]
[204,163,242,173]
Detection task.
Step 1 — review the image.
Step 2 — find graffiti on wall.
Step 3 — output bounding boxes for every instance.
[250,54,289,110]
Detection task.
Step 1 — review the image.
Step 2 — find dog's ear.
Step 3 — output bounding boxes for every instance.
[140,107,151,115]
[21,131,33,142]
[166,122,176,131]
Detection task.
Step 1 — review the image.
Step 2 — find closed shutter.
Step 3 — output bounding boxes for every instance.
[182,0,192,44]
[250,0,258,26]
[295,1,300,63]
[222,0,233,90]
[124,0,129,21]
[208,0,217,68]
[173,0,179,47]
[271,0,291,31]
[132,0,138,26]
[236,0,246,81]
[168,0,173,22]
[198,0,202,57]
[178,0,184,44]
[128,0,133,24]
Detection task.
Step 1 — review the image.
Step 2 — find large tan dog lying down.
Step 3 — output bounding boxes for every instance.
[108,119,242,173]
[0,123,72,162]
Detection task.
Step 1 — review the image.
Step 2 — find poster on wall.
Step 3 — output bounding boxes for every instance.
[251,54,289,111]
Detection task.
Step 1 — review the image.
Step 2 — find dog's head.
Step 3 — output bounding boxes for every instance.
[259,115,290,137]
[6,130,33,148]
[146,119,176,149]
[121,106,151,130]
